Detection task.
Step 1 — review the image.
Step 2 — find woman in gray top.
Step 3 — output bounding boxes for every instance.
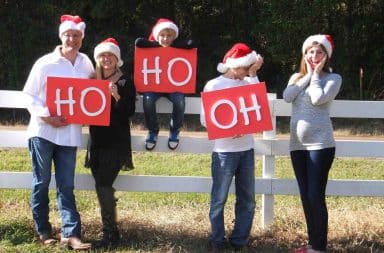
[283,34,342,253]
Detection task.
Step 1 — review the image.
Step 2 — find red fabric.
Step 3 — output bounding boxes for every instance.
[222,43,252,63]
[60,14,83,24]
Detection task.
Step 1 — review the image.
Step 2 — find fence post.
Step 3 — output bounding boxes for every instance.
[261,94,277,228]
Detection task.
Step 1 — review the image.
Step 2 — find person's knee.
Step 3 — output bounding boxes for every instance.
[307,192,325,208]
[172,98,185,110]
[56,181,75,192]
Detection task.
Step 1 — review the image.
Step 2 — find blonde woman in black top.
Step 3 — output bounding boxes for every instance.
[86,37,136,248]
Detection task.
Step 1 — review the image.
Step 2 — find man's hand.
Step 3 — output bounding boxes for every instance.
[232,134,244,139]
[41,116,68,128]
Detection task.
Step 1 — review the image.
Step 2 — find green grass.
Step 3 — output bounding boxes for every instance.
[1,149,384,252]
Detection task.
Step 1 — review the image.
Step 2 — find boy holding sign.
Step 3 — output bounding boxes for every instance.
[135,18,194,150]
[200,43,264,252]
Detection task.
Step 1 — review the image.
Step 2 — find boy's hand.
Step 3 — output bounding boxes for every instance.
[249,54,264,77]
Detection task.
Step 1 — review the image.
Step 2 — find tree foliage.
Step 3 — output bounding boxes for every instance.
[0,0,383,99]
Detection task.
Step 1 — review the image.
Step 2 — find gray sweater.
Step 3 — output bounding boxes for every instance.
[283,72,342,151]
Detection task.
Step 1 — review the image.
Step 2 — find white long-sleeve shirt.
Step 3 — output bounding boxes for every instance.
[200,75,260,152]
[23,46,94,147]
[283,72,342,151]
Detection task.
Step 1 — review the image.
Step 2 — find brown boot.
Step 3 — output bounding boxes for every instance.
[39,233,57,245]
[61,236,91,250]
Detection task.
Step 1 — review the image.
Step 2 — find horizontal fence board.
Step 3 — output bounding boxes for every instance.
[1,172,382,197]
[4,91,384,118]
[1,130,384,157]
[0,172,270,194]
[0,90,28,109]
[270,178,384,197]
[273,99,384,118]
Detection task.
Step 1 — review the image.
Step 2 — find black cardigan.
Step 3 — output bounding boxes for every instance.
[86,74,136,170]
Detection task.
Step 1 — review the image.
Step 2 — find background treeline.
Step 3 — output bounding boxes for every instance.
[0,0,383,100]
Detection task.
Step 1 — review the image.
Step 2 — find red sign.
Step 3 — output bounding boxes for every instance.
[46,77,111,126]
[201,82,273,140]
[134,47,197,93]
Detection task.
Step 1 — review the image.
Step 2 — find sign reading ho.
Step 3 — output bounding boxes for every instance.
[201,82,273,140]
[134,47,197,93]
[46,77,111,126]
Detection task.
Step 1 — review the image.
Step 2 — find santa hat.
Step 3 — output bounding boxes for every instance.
[94,37,123,67]
[217,43,258,73]
[302,34,335,58]
[148,18,179,41]
[59,14,86,38]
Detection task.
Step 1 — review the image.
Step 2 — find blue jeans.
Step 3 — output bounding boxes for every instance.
[209,149,256,247]
[290,147,335,251]
[29,137,81,238]
[143,92,185,133]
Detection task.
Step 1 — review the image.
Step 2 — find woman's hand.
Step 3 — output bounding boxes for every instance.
[109,82,121,102]
[305,57,313,74]
[314,56,327,74]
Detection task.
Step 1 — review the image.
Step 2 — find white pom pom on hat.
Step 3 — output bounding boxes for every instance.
[148,18,179,42]
[59,14,86,38]
[94,37,123,67]
[302,34,335,58]
[217,43,258,73]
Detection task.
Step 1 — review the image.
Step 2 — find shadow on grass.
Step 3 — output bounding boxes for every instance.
[0,219,35,245]
[0,218,383,253]
[82,218,383,253]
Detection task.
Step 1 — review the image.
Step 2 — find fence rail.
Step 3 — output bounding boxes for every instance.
[1,90,384,227]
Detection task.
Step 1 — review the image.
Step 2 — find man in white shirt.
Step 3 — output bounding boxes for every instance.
[23,14,94,250]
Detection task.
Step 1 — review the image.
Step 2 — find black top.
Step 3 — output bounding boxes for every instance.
[86,74,136,170]
[135,37,195,49]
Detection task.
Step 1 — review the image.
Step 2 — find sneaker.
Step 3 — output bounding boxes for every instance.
[145,131,158,151]
[168,129,180,150]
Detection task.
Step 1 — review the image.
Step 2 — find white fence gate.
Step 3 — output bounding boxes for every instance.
[0,90,383,227]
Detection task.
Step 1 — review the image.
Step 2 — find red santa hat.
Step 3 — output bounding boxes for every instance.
[148,18,179,42]
[59,14,86,38]
[94,37,123,67]
[302,34,335,58]
[217,43,258,73]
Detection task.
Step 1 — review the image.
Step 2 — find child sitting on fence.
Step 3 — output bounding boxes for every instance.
[135,18,194,151]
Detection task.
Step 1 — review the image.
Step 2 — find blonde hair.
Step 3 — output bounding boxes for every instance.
[94,58,120,80]
[293,42,332,83]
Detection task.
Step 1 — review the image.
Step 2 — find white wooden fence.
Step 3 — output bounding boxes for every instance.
[1,90,384,228]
